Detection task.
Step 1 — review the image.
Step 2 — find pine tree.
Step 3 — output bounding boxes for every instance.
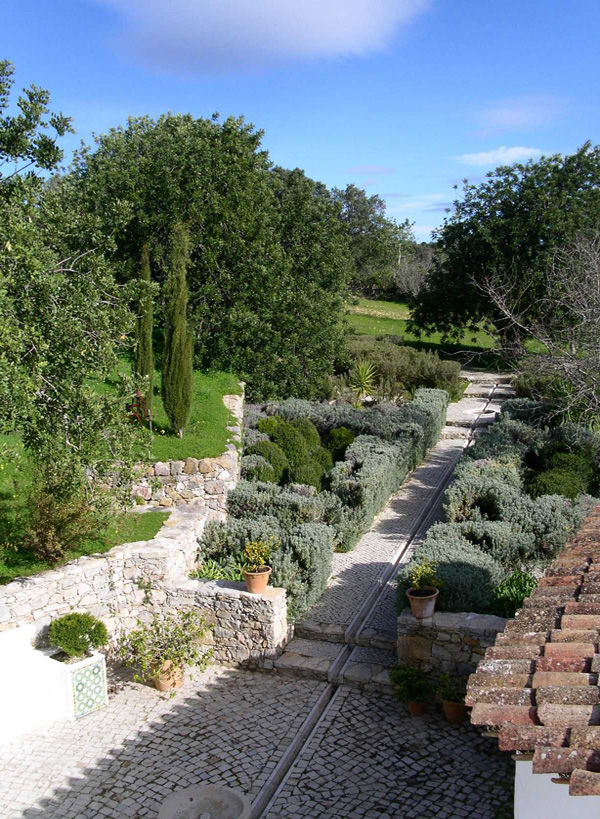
[134,243,154,428]
[162,223,193,438]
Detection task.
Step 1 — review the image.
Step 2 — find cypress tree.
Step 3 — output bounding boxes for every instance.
[134,242,154,428]
[162,223,193,438]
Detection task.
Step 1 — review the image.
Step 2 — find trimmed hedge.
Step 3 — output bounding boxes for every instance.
[245,440,290,483]
[326,426,355,462]
[397,528,506,613]
[197,516,333,618]
[240,454,276,483]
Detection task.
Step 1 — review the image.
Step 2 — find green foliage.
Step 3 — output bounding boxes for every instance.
[527,469,589,500]
[267,420,309,469]
[48,613,108,658]
[397,526,506,614]
[543,451,594,477]
[500,398,552,425]
[243,538,277,571]
[245,441,290,484]
[331,184,412,296]
[345,336,463,401]
[456,520,537,565]
[326,427,355,462]
[241,454,276,484]
[411,143,600,341]
[191,559,244,581]
[161,223,193,437]
[389,665,433,703]
[198,517,334,619]
[134,243,154,421]
[465,418,547,463]
[118,609,212,683]
[437,674,466,704]
[349,359,377,400]
[491,570,537,618]
[407,558,442,591]
[290,417,321,450]
[292,460,325,490]
[254,415,332,488]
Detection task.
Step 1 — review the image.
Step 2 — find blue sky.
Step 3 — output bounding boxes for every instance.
[3,0,599,240]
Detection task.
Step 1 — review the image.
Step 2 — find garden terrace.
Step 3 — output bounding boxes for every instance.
[468,503,600,799]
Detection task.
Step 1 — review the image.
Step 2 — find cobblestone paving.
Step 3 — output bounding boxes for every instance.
[0,668,325,818]
[266,687,514,818]
[300,440,464,630]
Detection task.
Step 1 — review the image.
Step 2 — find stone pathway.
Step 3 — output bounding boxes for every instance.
[265,687,514,818]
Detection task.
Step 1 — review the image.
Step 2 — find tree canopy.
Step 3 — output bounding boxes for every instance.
[411,143,600,343]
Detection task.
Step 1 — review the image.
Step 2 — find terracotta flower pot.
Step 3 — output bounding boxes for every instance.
[407,700,428,717]
[243,566,272,595]
[442,700,469,724]
[154,660,184,691]
[406,586,439,619]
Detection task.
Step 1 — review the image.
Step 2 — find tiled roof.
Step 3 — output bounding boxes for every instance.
[468,504,600,797]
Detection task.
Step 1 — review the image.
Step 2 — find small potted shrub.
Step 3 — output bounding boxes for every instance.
[47,612,109,718]
[389,664,433,716]
[243,538,276,595]
[406,558,442,619]
[119,609,212,691]
[438,673,469,724]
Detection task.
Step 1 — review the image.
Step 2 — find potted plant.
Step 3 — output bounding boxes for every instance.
[389,664,433,716]
[438,673,469,724]
[119,609,212,691]
[47,612,109,719]
[243,538,276,595]
[406,558,442,619]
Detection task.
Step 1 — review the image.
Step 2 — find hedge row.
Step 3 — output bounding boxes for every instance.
[199,388,448,618]
[397,413,596,616]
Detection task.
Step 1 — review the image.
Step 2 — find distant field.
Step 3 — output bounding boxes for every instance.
[346,297,496,352]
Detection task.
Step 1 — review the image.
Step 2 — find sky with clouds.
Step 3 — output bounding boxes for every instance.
[3,0,599,240]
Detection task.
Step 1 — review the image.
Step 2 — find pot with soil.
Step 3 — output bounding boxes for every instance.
[389,664,433,717]
[242,538,276,595]
[153,660,184,692]
[405,558,442,619]
[438,673,469,724]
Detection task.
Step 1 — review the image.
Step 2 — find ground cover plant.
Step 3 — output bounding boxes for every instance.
[397,406,598,617]
[198,388,448,618]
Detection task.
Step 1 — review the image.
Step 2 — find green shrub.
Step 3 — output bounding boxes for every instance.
[491,570,537,618]
[465,418,548,463]
[397,528,506,613]
[257,416,282,439]
[312,446,334,473]
[527,468,588,500]
[326,426,355,462]
[268,421,309,469]
[293,460,324,490]
[550,422,600,455]
[243,428,269,447]
[389,664,433,703]
[501,398,552,425]
[48,613,108,658]
[457,520,537,564]
[245,441,290,483]
[544,451,594,477]
[241,454,276,483]
[226,481,345,532]
[290,417,322,450]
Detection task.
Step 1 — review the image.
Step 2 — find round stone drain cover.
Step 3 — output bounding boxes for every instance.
[158,784,251,819]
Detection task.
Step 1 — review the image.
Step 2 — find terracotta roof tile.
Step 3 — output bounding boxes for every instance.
[468,505,600,798]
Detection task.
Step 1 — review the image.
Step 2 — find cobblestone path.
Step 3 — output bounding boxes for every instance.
[0,668,325,818]
[266,687,514,818]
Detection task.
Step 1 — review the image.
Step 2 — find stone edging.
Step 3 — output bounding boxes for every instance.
[397,608,507,676]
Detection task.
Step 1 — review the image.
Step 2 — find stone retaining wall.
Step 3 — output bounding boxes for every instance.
[397,609,507,677]
[130,392,244,510]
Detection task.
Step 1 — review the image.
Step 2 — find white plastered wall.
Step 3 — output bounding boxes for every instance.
[515,760,599,819]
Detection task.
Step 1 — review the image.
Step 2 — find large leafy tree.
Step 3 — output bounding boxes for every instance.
[54,114,349,399]
[331,184,412,296]
[0,61,145,510]
[411,143,600,345]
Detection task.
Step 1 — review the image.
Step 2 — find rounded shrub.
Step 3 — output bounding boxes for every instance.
[241,454,276,484]
[290,417,321,450]
[457,520,537,564]
[48,612,108,658]
[397,528,506,614]
[527,469,588,501]
[268,421,310,469]
[293,460,325,489]
[257,416,282,439]
[545,451,594,477]
[327,426,355,462]
[245,441,290,483]
[312,446,334,473]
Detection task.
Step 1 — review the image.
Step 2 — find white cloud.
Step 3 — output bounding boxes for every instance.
[476,95,567,132]
[97,0,430,73]
[455,146,545,167]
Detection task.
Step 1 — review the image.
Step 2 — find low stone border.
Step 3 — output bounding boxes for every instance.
[397,608,507,676]
[131,391,244,509]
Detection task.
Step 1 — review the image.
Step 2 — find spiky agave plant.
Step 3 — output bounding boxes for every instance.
[349,359,377,401]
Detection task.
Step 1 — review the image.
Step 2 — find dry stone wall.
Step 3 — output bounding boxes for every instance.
[397,609,507,677]
[130,393,244,510]
[0,388,289,668]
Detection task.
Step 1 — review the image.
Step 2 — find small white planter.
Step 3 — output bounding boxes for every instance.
[49,650,109,719]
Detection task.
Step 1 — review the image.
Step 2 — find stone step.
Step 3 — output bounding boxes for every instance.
[294,620,347,644]
[463,371,514,385]
[337,646,397,694]
[353,628,397,653]
[272,637,342,680]
[465,384,515,399]
[445,412,499,429]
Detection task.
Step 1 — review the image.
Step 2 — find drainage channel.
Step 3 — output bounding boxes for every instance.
[248,383,502,819]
